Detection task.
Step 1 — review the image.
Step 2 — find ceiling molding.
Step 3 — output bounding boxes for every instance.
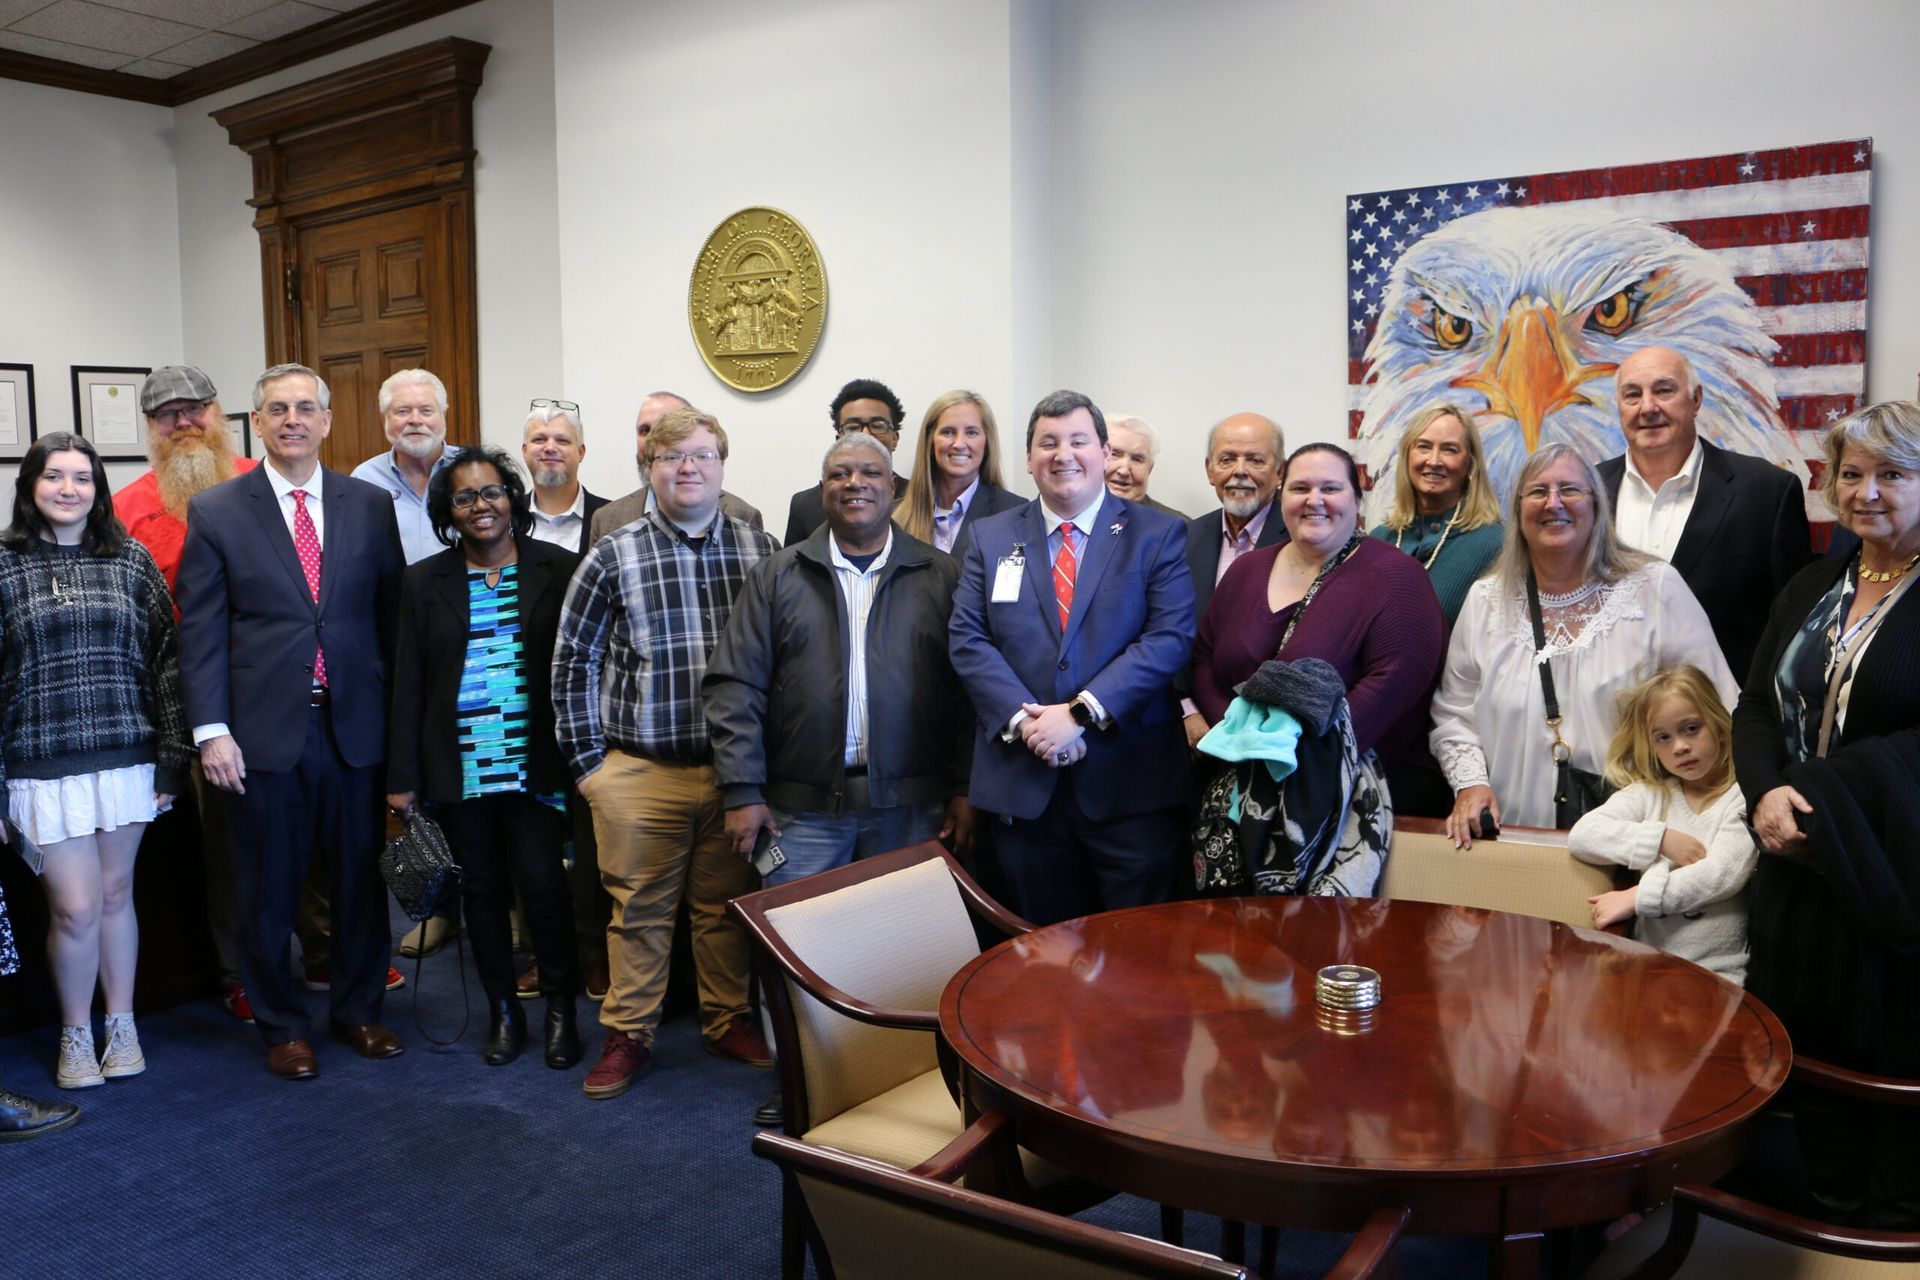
[0,0,485,109]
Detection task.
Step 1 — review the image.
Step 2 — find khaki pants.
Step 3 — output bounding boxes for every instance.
[588,751,753,1044]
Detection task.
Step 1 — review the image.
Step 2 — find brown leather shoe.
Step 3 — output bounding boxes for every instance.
[328,1023,405,1059]
[266,1039,319,1080]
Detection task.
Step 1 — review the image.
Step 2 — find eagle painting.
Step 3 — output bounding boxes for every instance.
[1355,205,1809,517]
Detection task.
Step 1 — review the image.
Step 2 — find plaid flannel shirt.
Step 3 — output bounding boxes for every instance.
[553,507,777,780]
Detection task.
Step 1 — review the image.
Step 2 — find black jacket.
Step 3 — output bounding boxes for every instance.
[704,523,967,816]
[386,536,579,804]
[1599,440,1812,685]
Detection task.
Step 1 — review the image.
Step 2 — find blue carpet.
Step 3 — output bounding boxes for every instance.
[3,904,1492,1277]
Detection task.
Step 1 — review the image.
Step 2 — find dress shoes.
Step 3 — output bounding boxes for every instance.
[515,961,541,1000]
[753,1090,783,1127]
[484,998,526,1066]
[545,998,581,1069]
[266,1039,319,1080]
[0,1086,82,1142]
[328,1023,405,1059]
[584,959,610,1003]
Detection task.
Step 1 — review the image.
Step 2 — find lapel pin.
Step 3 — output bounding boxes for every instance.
[1109,522,1125,536]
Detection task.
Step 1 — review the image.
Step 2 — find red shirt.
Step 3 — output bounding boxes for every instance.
[114,457,260,600]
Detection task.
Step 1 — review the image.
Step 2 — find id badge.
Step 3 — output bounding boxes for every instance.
[992,553,1025,603]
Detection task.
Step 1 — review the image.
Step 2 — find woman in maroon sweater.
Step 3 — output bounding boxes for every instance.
[1190,443,1447,796]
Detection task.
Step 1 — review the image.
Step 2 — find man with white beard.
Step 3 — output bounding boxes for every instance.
[351,368,455,565]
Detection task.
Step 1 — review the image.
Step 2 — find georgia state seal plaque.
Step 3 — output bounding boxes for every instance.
[688,207,827,393]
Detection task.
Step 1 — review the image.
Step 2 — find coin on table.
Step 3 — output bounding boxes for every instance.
[688,207,828,393]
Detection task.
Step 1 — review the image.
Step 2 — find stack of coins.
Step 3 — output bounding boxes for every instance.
[1315,964,1382,1012]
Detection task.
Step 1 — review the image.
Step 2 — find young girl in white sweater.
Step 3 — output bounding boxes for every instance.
[1568,665,1758,984]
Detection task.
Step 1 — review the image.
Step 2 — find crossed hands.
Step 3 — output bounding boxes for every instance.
[1020,702,1085,769]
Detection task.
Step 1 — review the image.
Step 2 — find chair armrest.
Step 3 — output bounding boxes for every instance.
[1793,1055,1920,1106]
[1323,1206,1410,1280]
[1671,1182,1920,1263]
[907,1110,1009,1184]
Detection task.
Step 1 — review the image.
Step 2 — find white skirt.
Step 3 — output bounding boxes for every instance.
[6,764,161,846]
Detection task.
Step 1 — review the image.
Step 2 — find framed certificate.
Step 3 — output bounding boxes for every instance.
[0,363,36,461]
[227,411,253,459]
[71,364,151,462]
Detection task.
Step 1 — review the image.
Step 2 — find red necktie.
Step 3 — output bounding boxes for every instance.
[1053,523,1078,631]
[292,489,328,687]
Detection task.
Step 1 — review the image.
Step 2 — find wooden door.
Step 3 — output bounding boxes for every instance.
[299,205,438,469]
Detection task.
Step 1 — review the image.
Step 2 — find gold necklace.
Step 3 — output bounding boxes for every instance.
[1393,505,1460,573]
[1858,551,1920,584]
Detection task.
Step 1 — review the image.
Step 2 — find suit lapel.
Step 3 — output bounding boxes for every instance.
[317,469,347,614]
[516,543,555,619]
[1060,497,1124,651]
[1668,443,1733,578]
[429,552,469,631]
[247,467,315,610]
[1018,502,1061,641]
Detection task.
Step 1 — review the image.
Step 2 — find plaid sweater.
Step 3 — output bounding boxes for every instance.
[0,539,192,795]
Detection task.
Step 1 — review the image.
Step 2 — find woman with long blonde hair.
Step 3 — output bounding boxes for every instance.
[1367,402,1503,626]
[899,390,1022,557]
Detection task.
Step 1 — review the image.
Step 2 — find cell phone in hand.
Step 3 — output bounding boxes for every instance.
[1476,808,1500,841]
[750,825,786,878]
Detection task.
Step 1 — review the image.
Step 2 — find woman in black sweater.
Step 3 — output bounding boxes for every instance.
[0,433,189,1091]
[1732,400,1920,1229]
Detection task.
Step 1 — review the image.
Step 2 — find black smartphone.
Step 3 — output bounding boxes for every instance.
[750,825,787,878]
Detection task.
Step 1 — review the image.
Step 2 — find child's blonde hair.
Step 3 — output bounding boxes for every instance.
[1603,666,1735,800]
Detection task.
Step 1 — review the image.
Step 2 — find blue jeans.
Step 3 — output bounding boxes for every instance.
[765,802,944,888]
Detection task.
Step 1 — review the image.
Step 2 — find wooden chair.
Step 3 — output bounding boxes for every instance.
[1587,1058,1920,1278]
[728,841,1086,1277]
[1379,817,1621,929]
[755,1112,1411,1280]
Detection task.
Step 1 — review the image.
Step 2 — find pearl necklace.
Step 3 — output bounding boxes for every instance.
[1858,551,1920,584]
[1393,505,1460,573]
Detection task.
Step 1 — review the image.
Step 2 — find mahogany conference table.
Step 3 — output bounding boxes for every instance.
[939,896,1789,1278]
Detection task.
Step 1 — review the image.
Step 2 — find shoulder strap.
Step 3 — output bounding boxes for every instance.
[1276,535,1362,655]
[1526,568,1570,763]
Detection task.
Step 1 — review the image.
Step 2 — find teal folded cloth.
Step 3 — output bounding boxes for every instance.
[1198,696,1304,794]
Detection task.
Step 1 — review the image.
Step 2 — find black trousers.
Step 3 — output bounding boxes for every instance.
[226,705,387,1046]
[989,770,1182,926]
[437,793,577,1004]
[565,795,609,968]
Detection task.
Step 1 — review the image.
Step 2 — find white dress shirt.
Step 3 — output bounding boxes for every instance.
[529,486,587,550]
[1615,438,1704,563]
[931,476,981,554]
[827,531,893,766]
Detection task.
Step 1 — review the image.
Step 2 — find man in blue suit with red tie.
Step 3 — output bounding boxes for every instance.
[949,390,1196,925]
[178,363,408,1080]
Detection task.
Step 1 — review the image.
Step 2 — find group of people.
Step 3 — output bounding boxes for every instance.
[0,350,1914,1230]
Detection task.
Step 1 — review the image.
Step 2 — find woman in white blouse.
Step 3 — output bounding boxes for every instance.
[1431,444,1736,844]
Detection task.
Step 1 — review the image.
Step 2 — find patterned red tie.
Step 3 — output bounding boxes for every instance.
[1052,523,1077,631]
[292,489,328,687]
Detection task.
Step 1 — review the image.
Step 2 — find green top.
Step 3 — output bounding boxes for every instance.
[1368,508,1503,628]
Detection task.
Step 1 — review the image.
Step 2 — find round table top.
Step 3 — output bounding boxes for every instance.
[941,897,1790,1181]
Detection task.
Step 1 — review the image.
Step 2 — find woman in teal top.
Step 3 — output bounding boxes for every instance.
[1368,402,1504,627]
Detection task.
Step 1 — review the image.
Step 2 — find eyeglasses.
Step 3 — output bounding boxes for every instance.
[836,417,898,437]
[451,484,510,508]
[1521,483,1592,504]
[150,398,213,426]
[262,400,322,421]
[651,449,722,467]
[530,398,579,412]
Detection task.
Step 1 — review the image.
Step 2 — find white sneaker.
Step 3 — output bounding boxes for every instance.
[100,1013,146,1080]
[56,1026,104,1090]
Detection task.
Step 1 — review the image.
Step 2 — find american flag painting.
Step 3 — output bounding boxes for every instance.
[1347,138,1871,519]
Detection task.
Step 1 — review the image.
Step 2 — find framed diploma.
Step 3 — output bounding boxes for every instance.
[71,365,151,462]
[0,363,36,461]
[227,411,253,459]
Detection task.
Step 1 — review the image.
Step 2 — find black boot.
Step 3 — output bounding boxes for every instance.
[483,997,525,1066]
[545,996,581,1069]
[0,1085,81,1142]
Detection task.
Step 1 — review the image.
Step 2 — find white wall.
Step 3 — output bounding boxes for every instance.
[552,0,1033,524]
[1047,0,1920,515]
[0,80,181,493]
[173,0,562,458]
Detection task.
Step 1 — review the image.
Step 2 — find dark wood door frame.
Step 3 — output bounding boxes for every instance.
[212,37,489,450]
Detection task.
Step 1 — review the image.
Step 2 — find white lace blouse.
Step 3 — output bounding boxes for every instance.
[1428,562,1738,829]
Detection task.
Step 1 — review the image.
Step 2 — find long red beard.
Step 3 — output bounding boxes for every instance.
[153,427,238,519]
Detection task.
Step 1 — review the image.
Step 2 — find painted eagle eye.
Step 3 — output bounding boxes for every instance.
[1430,310,1473,350]
[1586,287,1639,337]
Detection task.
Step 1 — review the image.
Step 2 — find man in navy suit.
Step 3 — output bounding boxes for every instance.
[178,363,408,1080]
[949,390,1196,925]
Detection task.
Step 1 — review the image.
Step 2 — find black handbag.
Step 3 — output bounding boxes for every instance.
[1525,569,1616,829]
[379,809,461,921]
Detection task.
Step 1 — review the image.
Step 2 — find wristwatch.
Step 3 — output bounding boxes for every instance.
[1069,696,1096,728]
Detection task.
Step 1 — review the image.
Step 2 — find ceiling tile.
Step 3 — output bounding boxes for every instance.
[150,27,255,65]
[0,27,134,68]
[117,55,191,77]
[0,0,54,27]
[14,0,199,56]
[301,0,384,10]
[226,0,334,41]
[95,0,278,24]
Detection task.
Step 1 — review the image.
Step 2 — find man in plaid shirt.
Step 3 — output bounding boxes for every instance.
[552,407,780,1098]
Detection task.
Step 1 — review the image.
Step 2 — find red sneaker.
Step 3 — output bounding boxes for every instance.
[705,1018,774,1068]
[582,1031,651,1098]
[301,967,407,992]
[223,983,255,1023]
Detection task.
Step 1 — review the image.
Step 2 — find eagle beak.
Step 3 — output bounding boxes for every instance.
[1450,302,1614,450]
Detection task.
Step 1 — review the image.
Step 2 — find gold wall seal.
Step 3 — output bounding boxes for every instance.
[688,207,827,392]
